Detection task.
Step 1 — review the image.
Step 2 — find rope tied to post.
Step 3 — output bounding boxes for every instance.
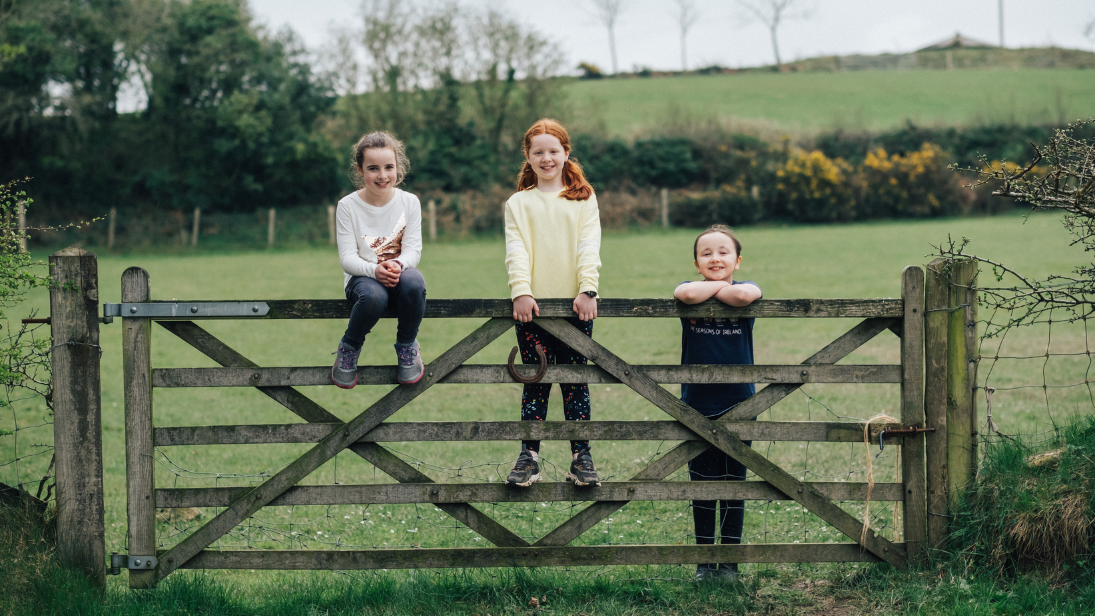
[861,413,900,546]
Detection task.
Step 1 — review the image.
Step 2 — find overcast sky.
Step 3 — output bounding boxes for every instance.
[250,0,1095,72]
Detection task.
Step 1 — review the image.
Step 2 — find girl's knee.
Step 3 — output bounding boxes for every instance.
[399,267,426,293]
[350,282,388,314]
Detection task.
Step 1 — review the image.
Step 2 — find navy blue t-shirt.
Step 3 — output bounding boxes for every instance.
[679,280,761,417]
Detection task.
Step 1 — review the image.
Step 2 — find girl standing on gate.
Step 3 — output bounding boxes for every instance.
[674,224,762,582]
[331,131,426,389]
[503,119,602,488]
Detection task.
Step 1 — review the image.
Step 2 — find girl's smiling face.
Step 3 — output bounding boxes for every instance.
[357,147,397,203]
[694,232,741,282]
[525,133,568,187]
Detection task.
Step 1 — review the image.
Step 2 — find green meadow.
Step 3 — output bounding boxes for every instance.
[567,69,1095,136]
[2,211,1091,612]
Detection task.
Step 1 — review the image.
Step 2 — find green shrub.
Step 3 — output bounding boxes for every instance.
[773,149,858,222]
[857,143,970,218]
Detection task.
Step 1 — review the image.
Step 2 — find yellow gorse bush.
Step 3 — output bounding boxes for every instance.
[775,149,857,222]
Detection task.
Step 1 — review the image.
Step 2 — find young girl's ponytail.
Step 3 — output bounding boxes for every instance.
[516,119,594,201]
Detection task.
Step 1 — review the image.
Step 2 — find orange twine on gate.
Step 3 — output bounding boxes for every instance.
[862,414,900,546]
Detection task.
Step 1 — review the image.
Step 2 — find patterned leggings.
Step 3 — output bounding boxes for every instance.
[516,318,593,455]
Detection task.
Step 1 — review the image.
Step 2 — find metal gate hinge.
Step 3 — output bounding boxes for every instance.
[878,425,936,451]
[103,302,270,319]
[108,552,158,575]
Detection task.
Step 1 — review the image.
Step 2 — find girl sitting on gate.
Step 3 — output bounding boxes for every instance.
[331,131,426,389]
[673,224,763,582]
[503,119,602,489]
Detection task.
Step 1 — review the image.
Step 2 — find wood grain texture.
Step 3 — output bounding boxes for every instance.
[154,318,515,580]
[924,259,950,552]
[900,266,927,562]
[152,364,901,388]
[153,420,896,446]
[175,543,884,570]
[142,297,903,320]
[535,318,907,568]
[947,261,978,504]
[121,267,156,588]
[49,248,105,587]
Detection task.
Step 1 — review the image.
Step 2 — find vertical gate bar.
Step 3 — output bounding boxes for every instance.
[122,267,156,588]
[964,267,979,479]
[900,266,926,561]
[924,259,950,552]
[49,247,105,587]
[947,261,978,504]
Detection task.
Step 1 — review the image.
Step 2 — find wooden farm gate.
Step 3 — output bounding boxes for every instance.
[112,265,928,588]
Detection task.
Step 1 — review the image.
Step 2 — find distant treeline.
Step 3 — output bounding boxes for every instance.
[0,0,1083,239]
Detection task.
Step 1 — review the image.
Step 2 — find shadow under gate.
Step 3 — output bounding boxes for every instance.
[111,265,927,588]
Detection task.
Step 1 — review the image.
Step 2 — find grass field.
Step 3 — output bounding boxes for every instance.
[567,69,1095,137]
[3,211,1093,613]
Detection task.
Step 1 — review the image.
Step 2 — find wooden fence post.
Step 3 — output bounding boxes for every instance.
[900,265,926,562]
[947,260,978,496]
[267,207,276,248]
[327,205,336,245]
[49,247,105,588]
[107,207,116,250]
[660,188,669,228]
[191,208,200,247]
[428,199,437,241]
[924,258,950,552]
[122,267,156,588]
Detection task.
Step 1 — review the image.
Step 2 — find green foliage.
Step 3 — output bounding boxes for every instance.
[0,179,45,315]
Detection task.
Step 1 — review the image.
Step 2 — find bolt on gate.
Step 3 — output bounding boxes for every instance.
[110,265,929,588]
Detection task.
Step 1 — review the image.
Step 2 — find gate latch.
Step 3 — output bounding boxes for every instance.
[103,302,270,319]
[878,425,935,451]
[108,552,158,575]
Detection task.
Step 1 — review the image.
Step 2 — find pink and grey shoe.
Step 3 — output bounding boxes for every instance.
[395,340,424,384]
[331,341,360,389]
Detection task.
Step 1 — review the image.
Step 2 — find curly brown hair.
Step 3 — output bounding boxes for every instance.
[350,131,411,188]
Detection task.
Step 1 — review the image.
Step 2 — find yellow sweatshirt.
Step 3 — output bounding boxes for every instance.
[504,188,602,300]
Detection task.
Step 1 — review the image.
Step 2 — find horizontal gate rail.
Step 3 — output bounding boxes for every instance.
[173,544,883,570]
[157,481,906,508]
[152,420,904,446]
[109,297,903,320]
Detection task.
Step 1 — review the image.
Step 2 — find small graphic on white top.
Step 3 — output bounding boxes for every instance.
[364,213,406,264]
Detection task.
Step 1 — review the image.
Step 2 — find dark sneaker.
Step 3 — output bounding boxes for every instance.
[331,341,360,389]
[567,449,601,487]
[695,563,718,582]
[395,340,424,385]
[717,564,739,581]
[505,448,541,487]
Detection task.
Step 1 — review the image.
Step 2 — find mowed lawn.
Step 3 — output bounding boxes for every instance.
[567,69,1095,136]
[2,210,1088,588]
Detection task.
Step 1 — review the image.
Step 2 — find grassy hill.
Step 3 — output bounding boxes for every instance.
[567,68,1095,137]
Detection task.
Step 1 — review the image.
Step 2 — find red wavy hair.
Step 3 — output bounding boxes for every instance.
[516,119,594,201]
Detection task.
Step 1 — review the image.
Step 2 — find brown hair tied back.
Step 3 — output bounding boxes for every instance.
[350,131,411,188]
[693,224,742,259]
[516,119,594,201]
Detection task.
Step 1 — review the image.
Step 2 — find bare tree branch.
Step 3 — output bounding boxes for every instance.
[672,0,699,71]
[735,0,808,69]
[587,0,626,74]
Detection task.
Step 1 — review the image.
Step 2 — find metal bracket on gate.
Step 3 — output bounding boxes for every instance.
[878,424,936,451]
[108,552,158,575]
[103,302,270,319]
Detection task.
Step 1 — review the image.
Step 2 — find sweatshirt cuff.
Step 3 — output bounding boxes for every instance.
[578,284,598,295]
[510,283,533,300]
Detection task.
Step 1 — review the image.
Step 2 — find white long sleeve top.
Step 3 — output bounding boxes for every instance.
[336,188,423,289]
[503,188,601,300]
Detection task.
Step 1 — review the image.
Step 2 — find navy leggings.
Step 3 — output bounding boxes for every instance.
[341,268,426,350]
[689,418,751,570]
[516,318,593,455]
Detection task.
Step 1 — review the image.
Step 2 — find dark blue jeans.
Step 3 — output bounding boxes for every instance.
[342,268,426,350]
[689,409,752,571]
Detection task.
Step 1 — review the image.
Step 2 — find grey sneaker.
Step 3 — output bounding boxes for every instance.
[506,448,541,487]
[567,449,601,487]
[695,563,718,582]
[717,564,739,581]
[331,341,360,389]
[395,340,424,385]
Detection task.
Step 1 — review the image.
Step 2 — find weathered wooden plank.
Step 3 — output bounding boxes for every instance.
[152,364,902,388]
[176,543,884,570]
[145,298,903,320]
[900,266,927,562]
[154,420,899,446]
[50,248,105,588]
[122,267,156,589]
[536,318,907,568]
[154,318,516,581]
[962,265,979,494]
[726,317,901,421]
[947,261,978,505]
[157,321,528,549]
[158,481,907,508]
[924,259,950,553]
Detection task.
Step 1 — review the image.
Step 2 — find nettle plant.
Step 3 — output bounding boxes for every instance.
[939,120,1095,335]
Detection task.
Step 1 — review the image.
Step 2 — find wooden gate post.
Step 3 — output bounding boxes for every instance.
[122,267,156,588]
[49,247,105,587]
[900,266,926,562]
[924,258,950,552]
[947,260,978,501]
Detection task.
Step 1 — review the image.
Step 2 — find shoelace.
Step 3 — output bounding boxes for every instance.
[396,345,418,366]
[574,456,595,472]
[337,346,359,371]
